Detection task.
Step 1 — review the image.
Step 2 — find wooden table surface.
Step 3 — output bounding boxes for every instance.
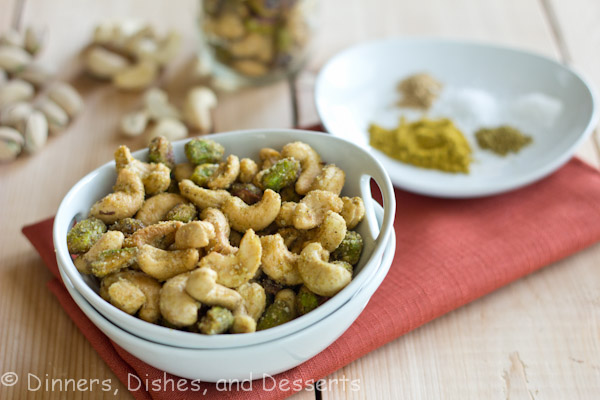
[1,0,599,399]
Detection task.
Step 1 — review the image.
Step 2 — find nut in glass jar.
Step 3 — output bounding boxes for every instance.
[199,0,317,85]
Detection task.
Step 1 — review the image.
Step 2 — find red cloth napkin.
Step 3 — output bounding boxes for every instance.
[23,157,600,400]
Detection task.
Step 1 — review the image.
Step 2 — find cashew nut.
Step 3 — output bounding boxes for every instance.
[90,168,145,224]
[310,164,345,195]
[199,229,261,288]
[106,279,146,315]
[74,230,124,274]
[221,189,281,232]
[236,282,266,321]
[201,208,237,255]
[231,305,257,333]
[208,154,240,189]
[114,145,171,195]
[159,272,201,327]
[135,193,187,225]
[186,267,243,310]
[100,270,161,323]
[340,196,365,229]
[276,190,344,230]
[130,220,183,249]
[298,242,352,297]
[183,86,217,134]
[305,211,347,252]
[281,142,322,195]
[137,244,199,281]
[259,234,302,285]
[179,179,231,209]
[238,158,258,183]
[174,221,215,249]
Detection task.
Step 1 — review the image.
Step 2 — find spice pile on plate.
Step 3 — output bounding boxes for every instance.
[368,73,563,174]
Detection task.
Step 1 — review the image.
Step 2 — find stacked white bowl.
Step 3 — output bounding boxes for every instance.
[53,129,396,381]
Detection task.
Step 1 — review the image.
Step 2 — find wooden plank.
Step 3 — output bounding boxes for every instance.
[545,0,600,165]
[291,1,600,398]
[0,1,297,399]
[296,0,599,168]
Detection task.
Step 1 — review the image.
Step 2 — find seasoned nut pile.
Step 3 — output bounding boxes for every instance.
[67,136,366,334]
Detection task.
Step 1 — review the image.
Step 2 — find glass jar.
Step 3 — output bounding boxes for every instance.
[198,0,317,86]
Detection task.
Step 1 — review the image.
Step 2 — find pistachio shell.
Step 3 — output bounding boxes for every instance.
[0,79,35,109]
[48,82,83,118]
[37,98,69,135]
[0,45,32,73]
[23,110,48,154]
[0,126,24,162]
[84,46,129,79]
[0,101,33,130]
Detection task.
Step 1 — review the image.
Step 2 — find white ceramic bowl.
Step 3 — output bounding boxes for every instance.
[58,224,396,381]
[54,129,396,350]
[315,38,599,198]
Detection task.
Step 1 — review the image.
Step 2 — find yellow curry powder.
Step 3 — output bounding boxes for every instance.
[369,117,472,174]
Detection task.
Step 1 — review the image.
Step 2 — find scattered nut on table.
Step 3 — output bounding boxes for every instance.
[82,20,181,90]
[0,25,83,162]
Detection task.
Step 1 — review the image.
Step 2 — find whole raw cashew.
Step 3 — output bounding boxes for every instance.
[114,145,171,195]
[106,279,146,315]
[201,208,236,255]
[236,282,266,321]
[179,179,231,209]
[174,221,215,249]
[186,267,243,310]
[310,164,345,195]
[259,234,302,285]
[137,244,199,281]
[281,141,322,195]
[159,272,201,327]
[298,242,352,297]
[135,193,187,225]
[90,168,145,224]
[74,230,124,274]
[208,154,240,189]
[221,189,281,232]
[340,196,365,229]
[276,190,344,230]
[101,270,161,323]
[238,158,258,183]
[305,211,347,252]
[130,221,183,249]
[198,229,262,288]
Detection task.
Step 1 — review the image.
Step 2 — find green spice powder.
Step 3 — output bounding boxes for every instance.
[475,126,533,156]
[369,117,472,174]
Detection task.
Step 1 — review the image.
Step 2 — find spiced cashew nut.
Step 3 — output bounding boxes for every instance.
[130,221,183,249]
[236,282,266,321]
[90,168,145,224]
[159,272,201,327]
[174,220,215,249]
[100,270,162,323]
[208,154,240,189]
[198,229,262,288]
[259,234,302,285]
[74,230,124,274]
[114,145,171,195]
[179,179,231,209]
[305,211,347,252]
[221,188,281,232]
[185,267,243,310]
[201,207,237,255]
[298,242,352,297]
[276,190,343,230]
[281,141,322,195]
[137,244,199,281]
[135,193,187,225]
[340,196,365,229]
[310,164,345,195]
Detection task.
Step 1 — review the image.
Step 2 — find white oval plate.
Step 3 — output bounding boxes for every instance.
[315,38,599,198]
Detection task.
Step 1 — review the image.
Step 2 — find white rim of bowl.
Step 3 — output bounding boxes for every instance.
[54,129,396,349]
[315,37,599,198]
